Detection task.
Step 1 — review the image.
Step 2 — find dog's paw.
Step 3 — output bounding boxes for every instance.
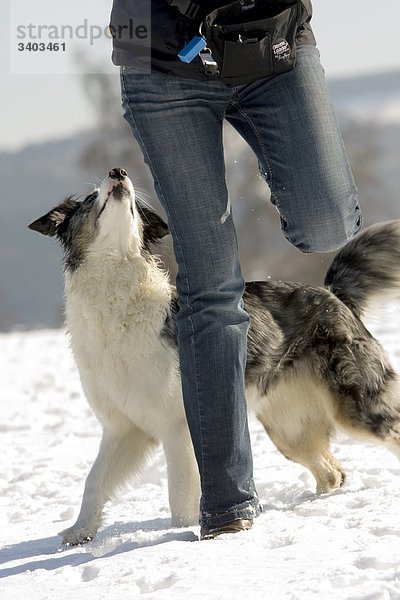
[316,467,346,495]
[59,524,97,546]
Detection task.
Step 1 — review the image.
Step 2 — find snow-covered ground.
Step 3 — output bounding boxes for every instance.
[2,318,400,600]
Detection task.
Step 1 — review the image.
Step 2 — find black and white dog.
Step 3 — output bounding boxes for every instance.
[29,168,400,545]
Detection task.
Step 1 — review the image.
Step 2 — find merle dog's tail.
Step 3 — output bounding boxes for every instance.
[324,220,400,319]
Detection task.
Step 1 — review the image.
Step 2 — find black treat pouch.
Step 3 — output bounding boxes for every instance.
[202,0,303,85]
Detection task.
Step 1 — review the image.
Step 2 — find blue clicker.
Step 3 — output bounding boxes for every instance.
[178,36,207,63]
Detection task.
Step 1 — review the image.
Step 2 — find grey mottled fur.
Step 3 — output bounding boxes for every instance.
[158,217,400,490]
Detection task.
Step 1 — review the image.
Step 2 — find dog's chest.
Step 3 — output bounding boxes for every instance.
[64,259,182,432]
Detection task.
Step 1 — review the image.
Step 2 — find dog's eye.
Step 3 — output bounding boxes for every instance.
[85,191,99,204]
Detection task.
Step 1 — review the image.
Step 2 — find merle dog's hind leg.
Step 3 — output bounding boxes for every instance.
[257,371,346,494]
[259,413,345,494]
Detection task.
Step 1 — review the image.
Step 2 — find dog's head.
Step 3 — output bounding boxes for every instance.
[28,168,169,271]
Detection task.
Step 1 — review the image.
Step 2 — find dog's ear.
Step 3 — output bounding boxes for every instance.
[136,203,169,248]
[28,196,80,237]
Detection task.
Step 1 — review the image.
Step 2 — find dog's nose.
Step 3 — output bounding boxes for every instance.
[109,168,128,181]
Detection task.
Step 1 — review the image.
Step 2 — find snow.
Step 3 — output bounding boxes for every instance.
[2,319,400,600]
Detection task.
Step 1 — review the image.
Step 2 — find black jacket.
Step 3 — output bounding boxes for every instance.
[110,0,316,80]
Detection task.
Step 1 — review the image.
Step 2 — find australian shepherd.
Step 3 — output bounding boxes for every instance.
[29,168,400,545]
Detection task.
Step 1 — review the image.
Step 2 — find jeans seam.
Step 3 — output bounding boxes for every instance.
[120,73,208,494]
[228,98,294,242]
[230,99,276,198]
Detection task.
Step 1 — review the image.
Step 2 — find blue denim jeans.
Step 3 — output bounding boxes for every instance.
[120,45,361,528]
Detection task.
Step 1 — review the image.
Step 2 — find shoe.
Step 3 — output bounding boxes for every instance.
[200,518,253,540]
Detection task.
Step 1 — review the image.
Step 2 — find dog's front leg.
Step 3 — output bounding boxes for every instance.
[162,421,200,527]
[60,425,156,545]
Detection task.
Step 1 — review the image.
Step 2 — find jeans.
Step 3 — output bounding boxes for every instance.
[120,45,361,528]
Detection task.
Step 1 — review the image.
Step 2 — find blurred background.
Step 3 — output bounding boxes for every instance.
[1,0,400,331]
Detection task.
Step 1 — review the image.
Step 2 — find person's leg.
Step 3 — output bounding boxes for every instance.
[225,45,361,253]
[120,68,260,528]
